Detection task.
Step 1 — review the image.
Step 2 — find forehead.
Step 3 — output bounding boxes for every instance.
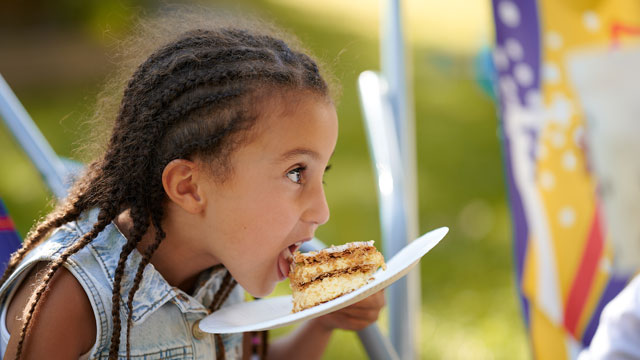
[244,93,338,162]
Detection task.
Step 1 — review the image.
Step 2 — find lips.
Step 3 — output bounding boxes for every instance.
[277,240,307,280]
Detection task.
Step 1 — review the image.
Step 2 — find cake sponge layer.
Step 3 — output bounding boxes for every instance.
[290,247,385,286]
[291,269,375,312]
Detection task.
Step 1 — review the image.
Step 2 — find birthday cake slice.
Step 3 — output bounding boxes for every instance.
[289,241,386,312]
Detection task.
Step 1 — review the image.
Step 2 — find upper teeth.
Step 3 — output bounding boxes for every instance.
[294,241,303,246]
[284,247,293,260]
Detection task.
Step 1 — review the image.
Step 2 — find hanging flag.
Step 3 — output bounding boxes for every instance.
[0,198,21,274]
[491,0,640,358]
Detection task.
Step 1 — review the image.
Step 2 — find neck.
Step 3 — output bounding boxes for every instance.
[114,209,219,293]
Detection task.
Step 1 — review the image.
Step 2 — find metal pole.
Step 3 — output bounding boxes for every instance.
[0,74,69,199]
[380,1,420,358]
[359,324,400,360]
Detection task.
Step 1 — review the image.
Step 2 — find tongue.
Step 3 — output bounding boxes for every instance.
[278,248,292,279]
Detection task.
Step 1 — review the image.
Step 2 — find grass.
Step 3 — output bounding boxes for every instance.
[0,1,530,359]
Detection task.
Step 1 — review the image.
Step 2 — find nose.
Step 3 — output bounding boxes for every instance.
[302,182,330,226]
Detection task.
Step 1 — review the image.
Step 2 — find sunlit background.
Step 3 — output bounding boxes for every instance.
[0,0,529,358]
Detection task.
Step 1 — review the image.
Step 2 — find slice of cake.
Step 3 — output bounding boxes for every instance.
[289,241,386,312]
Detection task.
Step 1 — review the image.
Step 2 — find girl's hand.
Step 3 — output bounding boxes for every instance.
[313,290,386,331]
[266,291,385,359]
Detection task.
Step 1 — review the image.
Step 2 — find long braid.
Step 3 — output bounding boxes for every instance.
[209,272,238,312]
[209,271,238,360]
[14,206,116,359]
[108,204,150,359]
[124,205,166,358]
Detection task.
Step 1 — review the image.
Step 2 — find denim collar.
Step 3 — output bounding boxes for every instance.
[72,209,223,324]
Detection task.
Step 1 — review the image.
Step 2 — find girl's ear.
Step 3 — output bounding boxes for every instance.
[162,159,205,214]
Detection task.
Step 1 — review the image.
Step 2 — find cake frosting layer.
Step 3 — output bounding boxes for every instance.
[296,241,375,259]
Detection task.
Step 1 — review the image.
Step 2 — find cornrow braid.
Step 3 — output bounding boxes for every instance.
[7,21,330,360]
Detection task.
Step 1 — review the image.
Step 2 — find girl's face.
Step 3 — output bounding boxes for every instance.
[201,94,338,297]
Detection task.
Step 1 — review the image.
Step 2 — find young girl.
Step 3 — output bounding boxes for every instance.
[0,12,385,360]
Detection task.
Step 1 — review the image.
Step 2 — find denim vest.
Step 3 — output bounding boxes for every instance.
[0,209,244,359]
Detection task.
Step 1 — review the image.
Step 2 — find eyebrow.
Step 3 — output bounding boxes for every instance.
[279,148,320,161]
[278,148,336,163]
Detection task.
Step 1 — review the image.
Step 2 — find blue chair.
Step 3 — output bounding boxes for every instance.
[0,198,21,274]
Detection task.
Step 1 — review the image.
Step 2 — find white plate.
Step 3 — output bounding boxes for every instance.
[199,227,448,334]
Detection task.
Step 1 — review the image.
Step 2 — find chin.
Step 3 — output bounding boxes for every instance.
[245,281,276,298]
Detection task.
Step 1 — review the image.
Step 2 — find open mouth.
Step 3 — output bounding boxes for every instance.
[277,240,308,280]
[288,241,302,254]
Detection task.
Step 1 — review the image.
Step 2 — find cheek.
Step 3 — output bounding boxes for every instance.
[243,214,292,257]
[239,205,298,271]
[250,193,300,235]
[226,205,294,259]
[222,205,302,296]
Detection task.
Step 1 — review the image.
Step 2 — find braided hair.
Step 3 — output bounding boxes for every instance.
[2,12,331,360]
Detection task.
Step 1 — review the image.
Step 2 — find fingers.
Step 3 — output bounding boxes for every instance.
[344,308,381,325]
[340,308,381,331]
[338,318,373,331]
[338,305,381,320]
[321,311,378,331]
[346,290,386,311]
[313,290,387,331]
[370,290,386,308]
[328,292,386,330]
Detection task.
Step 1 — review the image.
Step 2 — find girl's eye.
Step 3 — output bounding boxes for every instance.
[323,164,332,185]
[287,167,305,184]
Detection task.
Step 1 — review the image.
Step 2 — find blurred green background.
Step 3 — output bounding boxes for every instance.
[0,0,530,358]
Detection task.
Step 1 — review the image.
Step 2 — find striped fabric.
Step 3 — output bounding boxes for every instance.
[0,199,21,274]
[491,0,640,358]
